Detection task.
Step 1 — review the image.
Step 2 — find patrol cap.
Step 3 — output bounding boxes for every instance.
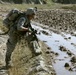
[26,8,36,15]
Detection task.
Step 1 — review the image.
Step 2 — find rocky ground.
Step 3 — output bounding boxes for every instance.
[35,9,76,34]
[0,33,56,75]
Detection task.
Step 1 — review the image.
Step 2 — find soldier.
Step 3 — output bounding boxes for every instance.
[5,8,36,69]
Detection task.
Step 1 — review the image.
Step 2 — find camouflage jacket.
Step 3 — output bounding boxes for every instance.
[17,16,30,31]
[8,15,33,36]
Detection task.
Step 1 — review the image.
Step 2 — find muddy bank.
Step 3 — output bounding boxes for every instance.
[34,9,76,34]
[9,36,56,75]
[0,33,56,75]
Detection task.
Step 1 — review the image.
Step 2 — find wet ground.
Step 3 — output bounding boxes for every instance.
[0,9,76,75]
[32,22,76,75]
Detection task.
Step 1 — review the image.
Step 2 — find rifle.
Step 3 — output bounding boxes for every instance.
[26,26,42,55]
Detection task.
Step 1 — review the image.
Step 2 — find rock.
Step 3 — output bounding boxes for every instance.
[55,40,59,42]
[32,41,42,56]
[70,56,76,63]
[47,47,51,50]
[59,59,64,61]
[69,68,73,71]
[64,63,70,67]
[0,70,8,75]
[59,46,67,51]
[67,50,73,56]
[50,51,55,54]
[27,55,51,75]
[68,37,71,39]
[43,41,47,42]
[64,37,68,40]
[59,46,73,56]
[45,51,51,54]
[64,63,74,71]
[41,30,49,35]
[55,52,59,56]
[71,43,76,47]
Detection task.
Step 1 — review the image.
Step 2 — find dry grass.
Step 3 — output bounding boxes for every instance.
[61,4,76,11]
[0,4,54,11]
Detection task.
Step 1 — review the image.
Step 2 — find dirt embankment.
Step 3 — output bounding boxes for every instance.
[35,9,76,34]
[9,38,56,75]
[0,34,56,75]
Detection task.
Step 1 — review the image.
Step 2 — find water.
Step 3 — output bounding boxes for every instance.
[32,24,76,75]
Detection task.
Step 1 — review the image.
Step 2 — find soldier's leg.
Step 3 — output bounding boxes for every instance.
[5,39,16,66]
[5,34,18,67]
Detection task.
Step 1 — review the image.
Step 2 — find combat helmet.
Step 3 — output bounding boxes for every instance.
[26,8,36,15]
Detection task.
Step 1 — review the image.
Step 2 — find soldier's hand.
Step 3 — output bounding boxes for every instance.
[34,30,37,33]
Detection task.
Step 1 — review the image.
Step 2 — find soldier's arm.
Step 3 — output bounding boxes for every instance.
[28,23,37,33]
[17,17,28,31]
[28,23,34,31]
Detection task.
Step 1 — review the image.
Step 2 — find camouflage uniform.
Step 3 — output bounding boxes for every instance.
[5,16,31,66]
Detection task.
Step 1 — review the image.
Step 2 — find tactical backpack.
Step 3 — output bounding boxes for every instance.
[3,9,25,30]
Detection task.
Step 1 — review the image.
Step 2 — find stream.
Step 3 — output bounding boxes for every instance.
[32,23,76,75]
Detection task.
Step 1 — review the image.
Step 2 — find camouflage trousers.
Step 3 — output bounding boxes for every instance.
[5,27,22,66]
